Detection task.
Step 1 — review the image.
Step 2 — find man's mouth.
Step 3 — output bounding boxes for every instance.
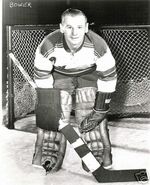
[71,37,79,39]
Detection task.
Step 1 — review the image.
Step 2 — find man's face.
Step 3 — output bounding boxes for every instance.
[60,15,88,49]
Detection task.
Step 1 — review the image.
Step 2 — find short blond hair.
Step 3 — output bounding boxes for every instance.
[61,8,87,24]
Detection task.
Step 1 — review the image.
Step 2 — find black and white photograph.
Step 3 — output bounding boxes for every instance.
[1,0,150,184]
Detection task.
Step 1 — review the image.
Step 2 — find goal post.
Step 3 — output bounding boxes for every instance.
[6,25,58,128]
[6,25,150,128]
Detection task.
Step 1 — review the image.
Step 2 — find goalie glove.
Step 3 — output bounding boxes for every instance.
[79,91,111,133]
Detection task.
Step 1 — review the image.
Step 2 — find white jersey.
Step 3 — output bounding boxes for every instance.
[34,29,117,92]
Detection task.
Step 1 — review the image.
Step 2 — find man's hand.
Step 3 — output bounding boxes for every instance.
[79,110,106,133]
[34,53,54,72]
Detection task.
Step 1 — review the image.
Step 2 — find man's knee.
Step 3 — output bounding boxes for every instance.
[60,90,72,122]
[75,87,97,124]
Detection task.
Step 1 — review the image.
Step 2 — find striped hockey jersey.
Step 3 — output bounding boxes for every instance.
[34,29,117,92]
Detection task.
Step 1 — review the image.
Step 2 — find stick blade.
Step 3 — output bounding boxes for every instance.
[93,167,148,183]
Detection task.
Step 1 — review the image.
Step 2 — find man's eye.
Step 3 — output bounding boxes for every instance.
[78,26,83,29]
[66,26,72,29]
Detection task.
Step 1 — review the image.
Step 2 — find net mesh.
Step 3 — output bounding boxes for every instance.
[11,27,56,118]
[99,29,150,82]
[12,29,46,81]
[99,28,150,117]
[9,26,150,118]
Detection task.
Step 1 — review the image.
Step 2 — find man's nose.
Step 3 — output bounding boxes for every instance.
[72,28,78,36]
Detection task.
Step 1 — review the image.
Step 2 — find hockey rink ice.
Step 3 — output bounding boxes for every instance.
[0,115,150,185]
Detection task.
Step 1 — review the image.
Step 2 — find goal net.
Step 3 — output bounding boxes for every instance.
[99,26,150,118]
[6,25,150,127]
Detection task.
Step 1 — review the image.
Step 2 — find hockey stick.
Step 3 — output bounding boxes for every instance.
[59,121,148,183]
[9,53,149,183]
[8,53,37,89]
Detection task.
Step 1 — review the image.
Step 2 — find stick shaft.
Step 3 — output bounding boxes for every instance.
[8,53,37,89]
[59,122,148,183]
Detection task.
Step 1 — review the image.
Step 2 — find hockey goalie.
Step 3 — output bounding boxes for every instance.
[32,8,117,174]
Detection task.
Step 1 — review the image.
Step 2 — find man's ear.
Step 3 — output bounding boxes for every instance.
[85,23,89,33]
[60,23,64,33]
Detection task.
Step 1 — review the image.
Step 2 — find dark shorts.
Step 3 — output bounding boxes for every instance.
[53,71,98,92]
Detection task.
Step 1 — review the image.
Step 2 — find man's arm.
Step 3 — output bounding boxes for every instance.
[95,46,117,112]
[34,47,54,88]
[80,44,117,132]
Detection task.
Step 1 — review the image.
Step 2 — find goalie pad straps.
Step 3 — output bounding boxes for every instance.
[32,128,67,172]
[35,88,61,131]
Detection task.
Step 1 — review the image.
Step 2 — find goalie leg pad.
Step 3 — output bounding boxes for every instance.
[81,127,104,171]
[32,128,44,167]
[99,118,112,169]
[81,119,112,171]
[42,130,67,172]
[75,87,97,125]
[32,128,67,172]
[59,122,148,183]
[60,90,72,123]
[35,88,61,131]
